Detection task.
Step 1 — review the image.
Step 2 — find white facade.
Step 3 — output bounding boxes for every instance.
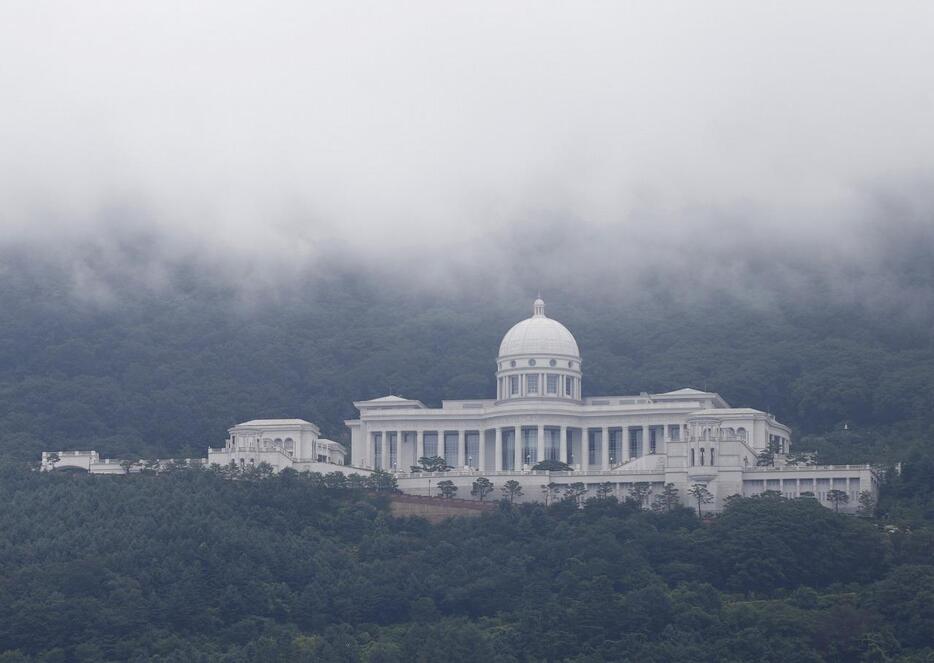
[207,418,348,473]
[43,419,352,476]
[40,450,129,474]
[347,299,878,512]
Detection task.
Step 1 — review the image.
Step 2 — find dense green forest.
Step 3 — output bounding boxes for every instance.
[1,465,933,662]
[2,248,934,660]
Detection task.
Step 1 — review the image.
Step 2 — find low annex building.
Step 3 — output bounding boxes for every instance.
[42,419,350,475]
[43,298,877,513]
[207,418,347,472]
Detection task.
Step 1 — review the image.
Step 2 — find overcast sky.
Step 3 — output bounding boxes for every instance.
[2,2,933,292]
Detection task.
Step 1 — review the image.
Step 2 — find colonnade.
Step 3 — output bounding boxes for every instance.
[368,423,689,472]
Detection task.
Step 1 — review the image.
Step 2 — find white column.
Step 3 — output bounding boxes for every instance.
[458,429,466,469]
[495,427,503,472]
[380,432,388,471]
[622,426,630,462]
[601,426,610,470]
[580,428,589,471]
[536,425,545,465]
[360,426,369,467]
[395,430,402,471]
[559,425,568,464]
[642,424,649,457]
[514,426,523,470]
[416,430,424,463]
[478,429,486,473]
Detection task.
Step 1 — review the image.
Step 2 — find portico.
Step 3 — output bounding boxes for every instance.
[354,419,694,474]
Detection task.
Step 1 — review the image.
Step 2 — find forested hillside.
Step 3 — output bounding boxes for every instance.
[2,249,933,471]
[1,249,934,660]
[1,465,933,662]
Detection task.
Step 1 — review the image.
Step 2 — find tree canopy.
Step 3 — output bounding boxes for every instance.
[0,464,927,661]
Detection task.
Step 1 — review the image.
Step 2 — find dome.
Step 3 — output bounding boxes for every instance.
[498,299,580,359]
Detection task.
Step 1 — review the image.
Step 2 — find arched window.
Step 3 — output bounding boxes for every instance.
[710,448,715,465]
[737,427,747,440]
[690,449,695,466]
[284,438,294,451]
[700,448,705,465]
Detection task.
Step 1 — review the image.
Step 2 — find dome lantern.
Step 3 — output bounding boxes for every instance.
[495,298,582,401]
[533,297,545,317]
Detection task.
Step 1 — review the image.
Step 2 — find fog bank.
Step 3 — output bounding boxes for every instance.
[1,2,933,299]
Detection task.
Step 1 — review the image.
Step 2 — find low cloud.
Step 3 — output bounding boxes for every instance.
[1,1,933,302]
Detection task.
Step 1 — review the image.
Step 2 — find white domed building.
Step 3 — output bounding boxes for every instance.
[44,298,878,513]
[347,299,878,512]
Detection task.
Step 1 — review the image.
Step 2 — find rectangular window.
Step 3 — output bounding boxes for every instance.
[527,374,539,394]
[373,432,383,469]
[545,428,560,461]
[466,431,480,469]
[587,430,599,466]
[669,425,680,441]
[546,374,558,394]
[443,431,458,468]
[630,428,642,458]
[423,432,438,458]
[609,429,622,465]
[690,448,695,466]
[510,375,520,395]
[522,428,537,466]
[502,428,516,470]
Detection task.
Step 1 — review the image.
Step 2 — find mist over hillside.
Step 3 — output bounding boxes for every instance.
[2,1,933,472]
[2,216,933,467]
